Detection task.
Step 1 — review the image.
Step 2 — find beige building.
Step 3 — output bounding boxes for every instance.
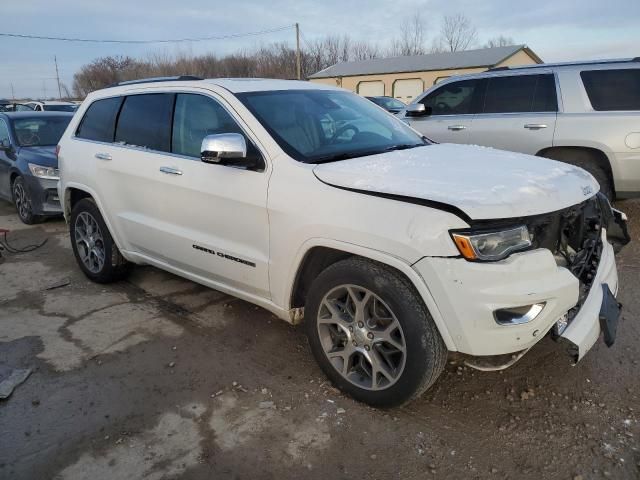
[308,45,542,102]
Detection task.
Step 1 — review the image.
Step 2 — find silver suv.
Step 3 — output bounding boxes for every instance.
[401,58,640,199]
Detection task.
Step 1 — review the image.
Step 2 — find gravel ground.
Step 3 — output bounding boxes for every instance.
[0,198,638,480]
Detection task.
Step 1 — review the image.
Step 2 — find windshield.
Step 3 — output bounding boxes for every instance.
[13,116,71,147]
[43,104,77,112]
[370,97,405,110]
[237,90,427,163]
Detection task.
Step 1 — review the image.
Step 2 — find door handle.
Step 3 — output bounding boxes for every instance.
[524,124,548,130]
[160,166,183,176]
[94,152,112,161]
[447,125,466,131]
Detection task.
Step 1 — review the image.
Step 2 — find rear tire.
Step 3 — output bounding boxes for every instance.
[70,198,132,283]
[541,148,614,200]
[305,257,447,408]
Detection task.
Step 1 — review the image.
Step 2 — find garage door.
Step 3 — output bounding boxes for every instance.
[393,79,424,102]
[357,81,384,97]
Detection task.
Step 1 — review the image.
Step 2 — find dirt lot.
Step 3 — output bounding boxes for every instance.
[0,198,638,480]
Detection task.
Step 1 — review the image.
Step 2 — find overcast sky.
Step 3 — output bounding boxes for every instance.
[1,0,639,99]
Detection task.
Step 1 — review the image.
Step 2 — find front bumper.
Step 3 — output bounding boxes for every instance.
[559,230,618,361]
[23,175,62,215]
[413,229,619,359]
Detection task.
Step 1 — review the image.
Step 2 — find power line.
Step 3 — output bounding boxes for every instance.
[0,25,295,44]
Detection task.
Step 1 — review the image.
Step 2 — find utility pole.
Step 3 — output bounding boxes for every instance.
[295,23,301,80]
[54,56,62,100]
[10,83,15,101]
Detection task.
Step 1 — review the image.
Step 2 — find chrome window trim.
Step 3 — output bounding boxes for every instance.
[72,89,270,172]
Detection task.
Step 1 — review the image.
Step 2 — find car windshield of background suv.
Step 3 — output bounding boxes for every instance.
[238,90,428,163]
[14,117,71,147]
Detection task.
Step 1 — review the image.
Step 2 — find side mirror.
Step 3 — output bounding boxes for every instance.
[201,133,247,165]
[0,139,13,153]
[405,104,432,117]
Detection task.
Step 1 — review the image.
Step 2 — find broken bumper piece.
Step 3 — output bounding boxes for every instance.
[559,231,620,362]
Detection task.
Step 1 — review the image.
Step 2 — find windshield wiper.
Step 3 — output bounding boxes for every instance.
[311,144,424,164]
[381,143,424,152]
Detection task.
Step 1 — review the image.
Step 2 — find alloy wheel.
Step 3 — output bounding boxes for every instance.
[13,180,31,221]
[74,212,106,273]
[317,284,407,390]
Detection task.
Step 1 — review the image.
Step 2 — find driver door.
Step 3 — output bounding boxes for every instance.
[406,79,483,144]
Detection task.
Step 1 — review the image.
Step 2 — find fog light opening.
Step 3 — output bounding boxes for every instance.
[554,313,569,335]
[494,303,546,326]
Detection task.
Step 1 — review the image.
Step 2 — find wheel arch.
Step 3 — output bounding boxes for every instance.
[286,239,457,350]
[62,183,126,254]
[537,145,616,192]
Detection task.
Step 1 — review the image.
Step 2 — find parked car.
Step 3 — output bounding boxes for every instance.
[0,99,11,112]
[0,112,73,223]
[57,77,628,407]
[24,101,78,112]
[365,96,406,114]
[400,58,640,199]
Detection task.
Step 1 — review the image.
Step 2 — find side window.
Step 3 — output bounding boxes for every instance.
[172,94,244,158]
[531,74,558,112]
[581,69,640,111]
[171,93,261,164]
[420,79,480,115]
[115,94,174,151]
[0,120,9,144]
[76,97,123,142]
[483,74,557,114]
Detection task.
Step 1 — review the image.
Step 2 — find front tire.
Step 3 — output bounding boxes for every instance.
[12,176,41,224]
[305,257,447,408]
[70,198,131,283]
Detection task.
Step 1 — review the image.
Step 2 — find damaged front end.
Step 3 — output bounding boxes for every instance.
[523,193,629,357]
[461,193,630,369]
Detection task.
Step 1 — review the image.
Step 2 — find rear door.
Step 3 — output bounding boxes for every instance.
[466,73,558,155]
[405,78,482,143]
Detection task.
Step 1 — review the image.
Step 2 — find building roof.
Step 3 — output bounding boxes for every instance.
[309,45,541,79]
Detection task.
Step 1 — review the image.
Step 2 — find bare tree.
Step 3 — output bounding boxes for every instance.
[389,13,427,56]
[351,41,380,60]
[484,35,515,48]
[438,14,477,52]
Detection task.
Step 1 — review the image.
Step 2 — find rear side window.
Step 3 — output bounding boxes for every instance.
[420,79,481,115]
[581,69,640,111]
[76,97,123,142]
[115,93,174,151]
[483,74,557,113]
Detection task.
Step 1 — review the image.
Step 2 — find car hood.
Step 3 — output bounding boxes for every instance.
[17,146,57,168]
[313,144,599,221]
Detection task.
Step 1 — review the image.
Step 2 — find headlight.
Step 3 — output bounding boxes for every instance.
[28,163,59,180]
[451,225,532,261]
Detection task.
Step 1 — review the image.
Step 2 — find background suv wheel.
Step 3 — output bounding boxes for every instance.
[305,257,447,408]
[70,198,132,283]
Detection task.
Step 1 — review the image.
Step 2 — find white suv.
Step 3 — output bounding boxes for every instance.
[57,77,629,407]
[400,59,640,199]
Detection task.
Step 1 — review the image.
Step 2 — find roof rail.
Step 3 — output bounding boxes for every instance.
[489,58,639,72]
[106,75,203,88]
